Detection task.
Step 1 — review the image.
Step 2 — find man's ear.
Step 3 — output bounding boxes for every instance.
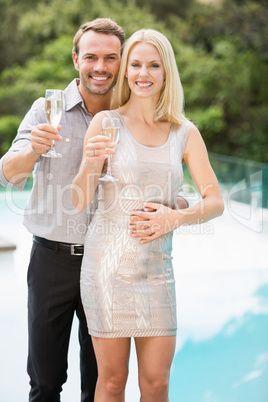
[72,52,79,72]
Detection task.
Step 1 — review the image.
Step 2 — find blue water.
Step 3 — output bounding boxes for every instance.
[170,288,268,401]
[1,162,268,402]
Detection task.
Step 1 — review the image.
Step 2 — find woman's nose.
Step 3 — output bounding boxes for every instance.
[139,65,149,77]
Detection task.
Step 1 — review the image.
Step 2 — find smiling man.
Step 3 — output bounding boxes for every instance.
[0,18,124,402]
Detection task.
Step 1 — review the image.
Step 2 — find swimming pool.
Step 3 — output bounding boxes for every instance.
[0,155,267,402]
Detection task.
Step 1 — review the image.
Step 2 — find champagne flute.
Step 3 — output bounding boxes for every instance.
[42,89,63,158]
[99,117,120,182]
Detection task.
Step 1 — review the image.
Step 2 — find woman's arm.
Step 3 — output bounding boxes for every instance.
[72,112,116,210]
[129,124,224,243]
[179,123,224,224]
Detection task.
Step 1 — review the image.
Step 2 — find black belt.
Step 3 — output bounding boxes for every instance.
[33,235,84,256]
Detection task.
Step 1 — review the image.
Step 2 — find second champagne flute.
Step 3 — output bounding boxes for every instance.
[99,117,120,182]
[42,89,63,158]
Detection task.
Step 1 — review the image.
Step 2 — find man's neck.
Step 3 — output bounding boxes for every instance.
[78,85,113,116]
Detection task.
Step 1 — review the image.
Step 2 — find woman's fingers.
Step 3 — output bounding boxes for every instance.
[85,136,116,157]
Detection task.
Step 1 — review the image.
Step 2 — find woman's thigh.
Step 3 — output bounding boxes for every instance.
[92,337,131,378]
[135,336,176,382]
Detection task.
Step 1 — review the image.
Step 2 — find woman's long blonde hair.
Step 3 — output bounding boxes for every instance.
[112,29,185,125]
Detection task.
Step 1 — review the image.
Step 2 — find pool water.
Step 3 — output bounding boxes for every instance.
[0,174,267,401]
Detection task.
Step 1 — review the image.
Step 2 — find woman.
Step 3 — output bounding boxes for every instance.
[72,29,224,401]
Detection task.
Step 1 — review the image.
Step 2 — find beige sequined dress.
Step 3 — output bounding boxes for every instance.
[81,111,190,338]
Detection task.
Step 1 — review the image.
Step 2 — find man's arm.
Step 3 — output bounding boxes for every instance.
[0,98,62,188]
[1,124,61,185]
[1,145,39,185]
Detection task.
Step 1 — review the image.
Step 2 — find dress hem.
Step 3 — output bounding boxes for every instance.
[88,328,177,338]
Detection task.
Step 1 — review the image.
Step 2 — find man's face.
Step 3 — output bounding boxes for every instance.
[73,30,121,96]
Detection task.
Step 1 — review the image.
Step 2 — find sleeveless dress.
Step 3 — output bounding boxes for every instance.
[81,110,190,338]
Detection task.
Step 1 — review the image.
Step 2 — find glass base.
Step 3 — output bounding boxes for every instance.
[99,174,118,182]
[42,149,62,158]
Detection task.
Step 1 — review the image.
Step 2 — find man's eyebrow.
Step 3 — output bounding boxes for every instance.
[83,52,119,57]
[106,53,120,57]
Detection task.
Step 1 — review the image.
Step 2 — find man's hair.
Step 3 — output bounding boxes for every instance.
[72,18,125,55]
[112,28,185,125]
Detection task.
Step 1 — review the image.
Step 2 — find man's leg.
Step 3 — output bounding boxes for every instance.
[76,298,98,402]
[27,241,83,401]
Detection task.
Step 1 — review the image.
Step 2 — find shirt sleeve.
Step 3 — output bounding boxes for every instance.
[175,187,189,207]
[0,98,45,190]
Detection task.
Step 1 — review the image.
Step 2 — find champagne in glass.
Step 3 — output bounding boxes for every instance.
[42,89,63,158]
[99,117,120,182]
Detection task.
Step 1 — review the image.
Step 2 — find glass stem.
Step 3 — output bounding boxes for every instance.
[107,155,112,176]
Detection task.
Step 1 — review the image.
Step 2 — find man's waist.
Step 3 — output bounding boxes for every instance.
[33,235,84,256]
[23,215,88,245]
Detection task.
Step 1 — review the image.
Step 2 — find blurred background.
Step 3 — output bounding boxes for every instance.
[0,0,267,401]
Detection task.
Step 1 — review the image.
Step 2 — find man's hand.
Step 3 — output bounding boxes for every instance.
[129,198,187,244]
[31,124,62,156]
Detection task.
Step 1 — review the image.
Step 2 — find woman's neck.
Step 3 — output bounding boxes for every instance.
[121,95,158,125]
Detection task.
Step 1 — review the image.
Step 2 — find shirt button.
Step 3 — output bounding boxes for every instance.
[65,138,70,143]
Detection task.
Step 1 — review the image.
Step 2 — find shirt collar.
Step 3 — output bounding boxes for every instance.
[64,78,88,112]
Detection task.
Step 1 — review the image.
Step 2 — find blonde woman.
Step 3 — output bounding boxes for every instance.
[72,29,224,401]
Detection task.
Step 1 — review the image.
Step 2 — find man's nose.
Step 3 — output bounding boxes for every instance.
[93,59,107,72]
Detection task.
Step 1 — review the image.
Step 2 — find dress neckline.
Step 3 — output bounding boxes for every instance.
[113,110,174,150]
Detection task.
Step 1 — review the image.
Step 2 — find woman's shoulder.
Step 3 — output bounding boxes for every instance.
[172,117,192,135]
[98,109,121,118]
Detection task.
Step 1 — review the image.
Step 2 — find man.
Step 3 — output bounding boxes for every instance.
[0,18,187,401]
[0,18,124,402]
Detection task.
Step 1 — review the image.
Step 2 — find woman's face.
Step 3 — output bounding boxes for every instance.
[126,41,165,101]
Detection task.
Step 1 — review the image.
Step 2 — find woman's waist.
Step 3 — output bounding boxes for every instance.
[96,196,144,216]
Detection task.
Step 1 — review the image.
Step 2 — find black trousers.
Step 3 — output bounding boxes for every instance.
[27,241,98,401]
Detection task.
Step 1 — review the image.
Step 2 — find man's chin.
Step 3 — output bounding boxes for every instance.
[89,85,113,96]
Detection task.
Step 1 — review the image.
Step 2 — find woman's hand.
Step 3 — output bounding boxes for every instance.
[129,202,180,244]
[84,135,116,169]
[128,195,188,243]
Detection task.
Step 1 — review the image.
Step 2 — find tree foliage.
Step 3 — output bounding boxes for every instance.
[0,0,267,163]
